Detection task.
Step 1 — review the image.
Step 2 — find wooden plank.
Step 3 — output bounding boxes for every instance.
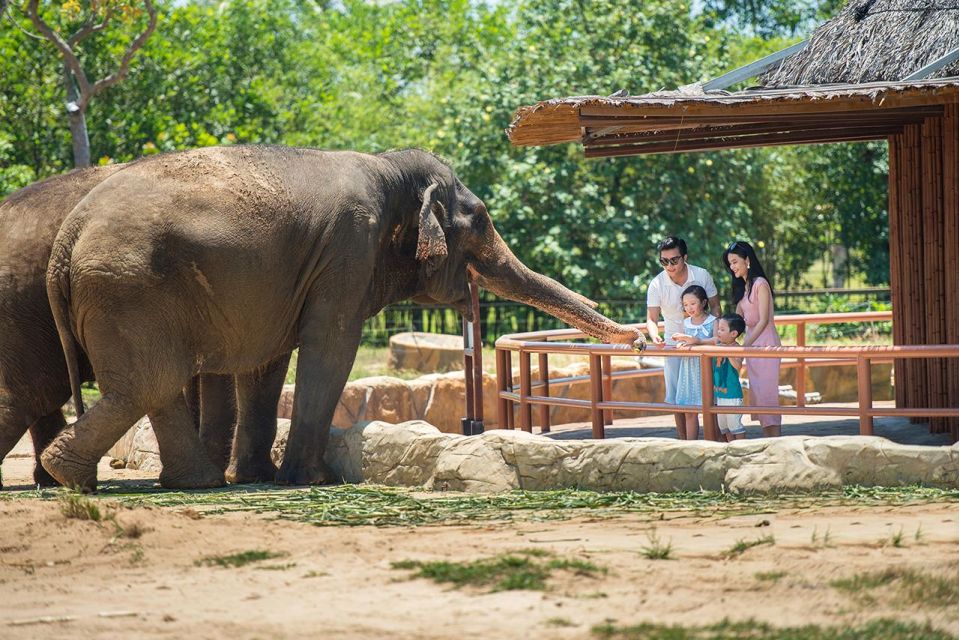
[579,107,943,128]
[584,118,924,148]
[538,353,551,432]
[585,128,899,158]
[576,93,957,118]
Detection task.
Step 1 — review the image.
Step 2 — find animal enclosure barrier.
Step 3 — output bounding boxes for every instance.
[494,311,959,441]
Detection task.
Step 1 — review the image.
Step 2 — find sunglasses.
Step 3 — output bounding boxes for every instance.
[727,241,743,252]
[659,256,684,267]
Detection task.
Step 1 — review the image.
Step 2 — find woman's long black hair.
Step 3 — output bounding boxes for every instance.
[722,240,773,306]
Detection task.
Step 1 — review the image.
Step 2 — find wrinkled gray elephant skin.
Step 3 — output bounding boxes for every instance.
[0,168,285,490]
[43,146,644,491]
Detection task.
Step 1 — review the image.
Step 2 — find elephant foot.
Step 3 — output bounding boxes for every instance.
[40,442,98,493]
[275,457,335,486]
[33,464,60,488]
[159,460,226,490]
[225,456,278,485]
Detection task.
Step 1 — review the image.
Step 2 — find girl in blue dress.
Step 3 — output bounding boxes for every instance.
[670,285,716,440]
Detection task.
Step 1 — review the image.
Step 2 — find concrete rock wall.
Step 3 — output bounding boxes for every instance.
[110,418,959,494]
[302,421,959,494]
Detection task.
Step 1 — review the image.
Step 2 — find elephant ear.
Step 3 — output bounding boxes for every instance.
[415,183,448,273]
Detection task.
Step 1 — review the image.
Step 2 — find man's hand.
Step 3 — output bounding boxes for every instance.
[650,333,665,347]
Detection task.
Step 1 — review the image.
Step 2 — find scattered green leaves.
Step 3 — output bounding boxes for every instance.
[391,550,604,592]
[592,618,958,640]
[196,550,287,569]
[723,535,775,559]
[831,567,959,610]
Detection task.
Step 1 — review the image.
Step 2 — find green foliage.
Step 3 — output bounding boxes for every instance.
[592,618,958,640]
[391,550,604,592]
[59,492,103,521]
[0,0,893,301]
[831,567,959,610]
[196,549,287,568]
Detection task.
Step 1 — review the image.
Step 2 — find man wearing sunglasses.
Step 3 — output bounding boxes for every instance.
[645,236,721,438]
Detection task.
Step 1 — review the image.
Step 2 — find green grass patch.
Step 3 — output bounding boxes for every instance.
[6,485,958,529]
[592,618,957,639]
[831,567,959,609]
[755,570,787,583]
[196,550,287,568]
[58,492,103,521]
[391,550,604,592]
[641,528,673,560]
[723,535,775,558]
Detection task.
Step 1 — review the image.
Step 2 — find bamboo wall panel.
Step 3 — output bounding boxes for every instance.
[944,104,959,441]
[891,108,959,440]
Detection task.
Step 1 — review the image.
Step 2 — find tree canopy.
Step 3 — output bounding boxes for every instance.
[0,0,890,296]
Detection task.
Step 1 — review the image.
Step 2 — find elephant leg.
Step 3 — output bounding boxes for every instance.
[29,411,66,487]
[183,376,201,431]
[0,405,30,490]
[149,394,226,489]
[197,374,236,472]
[41,392,143,492]
[226,352,291,484]
[276,322,361,486]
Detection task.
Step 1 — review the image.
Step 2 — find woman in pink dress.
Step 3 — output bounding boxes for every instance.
[722,241,782,436]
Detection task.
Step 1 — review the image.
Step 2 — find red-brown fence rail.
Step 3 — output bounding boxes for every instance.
[494,311,959,440]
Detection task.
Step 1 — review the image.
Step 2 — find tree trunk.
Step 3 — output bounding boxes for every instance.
[63,65,91,168]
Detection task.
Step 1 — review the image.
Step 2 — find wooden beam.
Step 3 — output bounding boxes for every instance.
[584,118,926,148]
[584,126,902,158]
[579,106,945,128]
[578,94,956,118]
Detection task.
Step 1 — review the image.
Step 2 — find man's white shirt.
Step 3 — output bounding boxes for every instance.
[646,264,718,344]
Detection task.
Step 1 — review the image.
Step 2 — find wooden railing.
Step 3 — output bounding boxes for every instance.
[494,311,959,440]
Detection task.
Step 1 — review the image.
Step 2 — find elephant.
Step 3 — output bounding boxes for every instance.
[0,166,285,489]
[42,146,645,491]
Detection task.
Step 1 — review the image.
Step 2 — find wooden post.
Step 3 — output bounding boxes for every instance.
[857,355,874,436]
[589,354,605,439]
[700,354,718,441]
[602,354,613,425]
[538,353,551,433]
[495,348,508,429]
[505,350,515,430]
[795,320,806,408]
[519,350,532,433]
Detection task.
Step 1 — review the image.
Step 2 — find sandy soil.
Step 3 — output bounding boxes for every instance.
[2,444,959,639]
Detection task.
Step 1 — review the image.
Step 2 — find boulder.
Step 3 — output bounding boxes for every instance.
[388,331,464,373]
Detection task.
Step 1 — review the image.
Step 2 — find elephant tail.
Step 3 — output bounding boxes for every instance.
[47,230,85,418]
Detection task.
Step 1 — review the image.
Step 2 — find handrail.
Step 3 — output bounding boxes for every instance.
[493,311,959,440]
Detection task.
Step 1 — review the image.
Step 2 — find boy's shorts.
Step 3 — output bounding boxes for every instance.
[716,397,745,435]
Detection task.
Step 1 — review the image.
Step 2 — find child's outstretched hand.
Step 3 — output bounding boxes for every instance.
[671,332,697,348]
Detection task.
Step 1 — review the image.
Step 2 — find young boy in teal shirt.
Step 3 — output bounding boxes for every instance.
[714,313,746,441]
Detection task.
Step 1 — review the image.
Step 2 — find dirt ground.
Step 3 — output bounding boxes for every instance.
[2,441,959,639]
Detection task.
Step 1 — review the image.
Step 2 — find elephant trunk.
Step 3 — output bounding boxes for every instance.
[469,228,643,347]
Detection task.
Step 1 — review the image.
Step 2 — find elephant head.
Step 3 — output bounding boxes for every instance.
[383,150,644,348]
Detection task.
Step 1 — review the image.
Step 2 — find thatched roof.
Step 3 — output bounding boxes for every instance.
[761,0,959,86]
